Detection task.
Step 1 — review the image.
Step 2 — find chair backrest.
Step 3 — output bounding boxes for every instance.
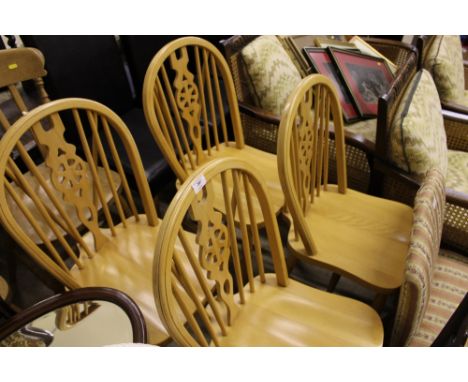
[0,47,50,134]
[391,168,445,346]
[377,67,447,179]
[143,36,244,182]
[153,157,288,346]
[0,98,157,290]
[277,74,347,255]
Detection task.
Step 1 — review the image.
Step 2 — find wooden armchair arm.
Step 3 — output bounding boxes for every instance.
[441,100,468,115]
[238,100,281,125]
[446,187,468,209]
[442,110,468,152]
[329,125,375,156]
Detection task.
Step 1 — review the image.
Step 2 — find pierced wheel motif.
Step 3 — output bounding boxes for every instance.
[55,155,87,194]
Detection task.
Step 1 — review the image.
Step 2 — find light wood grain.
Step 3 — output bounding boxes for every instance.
[153,157,384,346]
[278,74,412,293]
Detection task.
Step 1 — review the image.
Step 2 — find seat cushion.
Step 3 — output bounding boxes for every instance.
[424,36,465,105]
[389,69,448,176]
[217,274,383,346]
[409,249,468,346]
[447,149,468,194]
[343,118,377,143]
[241,35,302,115]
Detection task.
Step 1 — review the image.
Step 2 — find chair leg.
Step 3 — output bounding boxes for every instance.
[372,293,388,312]
[327,273,341,292]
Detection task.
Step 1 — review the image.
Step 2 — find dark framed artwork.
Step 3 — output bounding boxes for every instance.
[303,47,360,123]
[328,47,395,117]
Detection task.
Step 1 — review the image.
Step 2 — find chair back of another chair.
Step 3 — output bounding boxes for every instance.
[143,36,244,182]
[391,168,445,346]
[153,157,288,346]
[0,98,157,289]
[0,47,50,143]
[277,74,347,254]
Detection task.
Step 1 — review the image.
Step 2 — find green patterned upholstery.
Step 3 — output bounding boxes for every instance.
[391,169,446,346]
[424,36,466,105]
[409,249,468,346]
[241,35,302,116]
[389,70,448,176]
[447,150,468,194]
[344,118,377,143]
[0,331,47,347]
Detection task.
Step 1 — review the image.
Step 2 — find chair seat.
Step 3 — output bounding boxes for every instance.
[287,185,413,292]
[70,215,200,345]
[447,149,468,194]
[186,143,285,222]
[217,274,383,346]
[409,249,468,346]
[8,162,122,243]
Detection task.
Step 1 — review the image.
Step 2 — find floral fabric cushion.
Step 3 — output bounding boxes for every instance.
[424,35,465,105]
[391,169,446,346]
[446,149,468,194]
[409,249,468,346]
[389,70,448,176]
[241,35,302,116]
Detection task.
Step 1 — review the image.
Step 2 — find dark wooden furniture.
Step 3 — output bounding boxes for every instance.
[221,35,417,193]
[0,287,147,345]
[373,52,468,253]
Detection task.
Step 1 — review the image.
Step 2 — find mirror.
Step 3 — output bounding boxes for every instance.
[0,287,147,346]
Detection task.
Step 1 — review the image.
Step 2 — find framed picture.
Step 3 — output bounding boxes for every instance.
[328,47,395,117]
[348,36,398,74]
[303,47,360,123]
[314,37,359,52]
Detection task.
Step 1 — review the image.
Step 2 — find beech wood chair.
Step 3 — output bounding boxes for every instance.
[0,48,124,243]
[277,74,414,302]
[0,98,202,345]
[153,157,384,346]
[221,35,418,193]
[142,36,284,224]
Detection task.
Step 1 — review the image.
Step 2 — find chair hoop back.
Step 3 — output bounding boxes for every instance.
[153,157,288,346]
[0,98,157,289]
[277,74,347,254]
[142,36,244,181]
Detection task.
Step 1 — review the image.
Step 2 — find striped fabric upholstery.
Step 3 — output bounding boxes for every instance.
[391,168,446,346]
[409,250,468,346]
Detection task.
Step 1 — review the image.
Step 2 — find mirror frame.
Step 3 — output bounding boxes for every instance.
[0,287,147,345]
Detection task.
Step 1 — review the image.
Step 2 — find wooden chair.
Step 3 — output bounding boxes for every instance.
[142,36,284,223]
[0,48,122,244]
[153,157,383,346]
[277,74,413,300]
[0,98,202,345]
[374,63,468,253]
[390,169,468,346]
[0,287,147,346]
[221,35,418,193]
